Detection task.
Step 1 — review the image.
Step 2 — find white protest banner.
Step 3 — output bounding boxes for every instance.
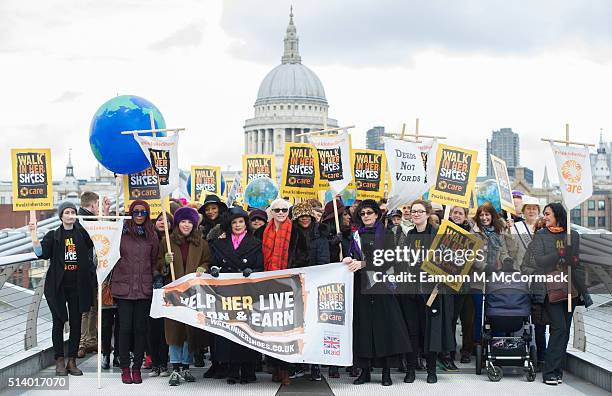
[308,132,353,194]
[151,263,353,366]
[135,134,179,198]
[550,143,593,209]
[385,138,427,210]
[81,220,124,285]
[418,138,438,191]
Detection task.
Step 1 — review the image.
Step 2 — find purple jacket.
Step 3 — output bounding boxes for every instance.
[111,231,159,300]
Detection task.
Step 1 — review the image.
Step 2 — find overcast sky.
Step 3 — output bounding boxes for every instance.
[2,0,612,187]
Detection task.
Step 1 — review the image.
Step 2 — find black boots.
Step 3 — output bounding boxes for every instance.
[381,368,392,386]
[353,368,371,385]
[102,354,110,370]
[427,372,438,383]
[404,369,415,383]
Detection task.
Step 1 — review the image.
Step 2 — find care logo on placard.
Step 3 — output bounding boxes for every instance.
[323,333,341,356]
[561,159,582,184]
[317,283,345,325]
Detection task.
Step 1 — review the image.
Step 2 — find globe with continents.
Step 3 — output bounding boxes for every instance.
[476,179,502,212]
[89,95,166,175]
[244,177,279,209]
[324,188,356,207]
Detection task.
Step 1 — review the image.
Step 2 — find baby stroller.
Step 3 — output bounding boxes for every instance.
[475,270,537,382]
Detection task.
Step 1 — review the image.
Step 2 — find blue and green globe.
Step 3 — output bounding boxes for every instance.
[324,188,356,207]
[89,95,166,174]
[244,177,279,209]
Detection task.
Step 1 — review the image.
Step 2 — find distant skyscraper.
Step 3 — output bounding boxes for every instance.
[486,128,520,177]
[366,126,385,150]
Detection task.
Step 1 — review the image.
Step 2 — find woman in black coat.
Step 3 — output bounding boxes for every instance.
[343,199,411,387]
[209,207,264,384]
[398,199,454,384]
[287,201,331,381]
[531,202,587,386]
[30,201,94,376]
[198,194,228,241]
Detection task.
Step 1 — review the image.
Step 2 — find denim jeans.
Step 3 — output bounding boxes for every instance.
[169,341,193,365]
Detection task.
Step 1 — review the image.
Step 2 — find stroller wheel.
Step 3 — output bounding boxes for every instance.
[487,365,503,382]
[475,345,483,375]
[526,366,536,382]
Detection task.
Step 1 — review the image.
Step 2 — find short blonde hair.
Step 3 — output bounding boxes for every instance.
[269,198,291,210]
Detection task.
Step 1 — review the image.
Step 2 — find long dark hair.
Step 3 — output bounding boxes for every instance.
[473,202,505,233]
[543,202,567,230]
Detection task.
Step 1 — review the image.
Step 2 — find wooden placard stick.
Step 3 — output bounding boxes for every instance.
[385,118,447,143]
[29,210,38,242]
[540,123,594,312]
[295,125,355,138]
[426,283,439,307]
[121,127,186,135]
[148,112,176,281]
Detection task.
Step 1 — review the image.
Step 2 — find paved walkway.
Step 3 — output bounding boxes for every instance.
[3,354,608,396]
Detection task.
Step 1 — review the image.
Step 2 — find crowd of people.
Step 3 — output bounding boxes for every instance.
[29,190,589,386]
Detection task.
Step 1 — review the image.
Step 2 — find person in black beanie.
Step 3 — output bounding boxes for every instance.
[249,208,268,241]
[30,201,95,376]
[208,207,264,384]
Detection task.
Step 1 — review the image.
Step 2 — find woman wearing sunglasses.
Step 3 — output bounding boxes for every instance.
[261,198,293,385]
[400,199,454,384]
[343,199,410,387]
[111,200,159,384]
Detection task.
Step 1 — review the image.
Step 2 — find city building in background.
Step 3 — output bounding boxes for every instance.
[243,9,338,178]
[486,128,520,177]
[366,126,385,150]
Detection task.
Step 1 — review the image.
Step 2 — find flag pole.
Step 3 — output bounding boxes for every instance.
[540,124,594,312]
[148,112,176,281]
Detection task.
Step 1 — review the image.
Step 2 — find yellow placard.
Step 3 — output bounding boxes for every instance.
[280,143,320,199]
[123,167,163,218]
[242,155,276,187]
[490,155,516,215]
[191,166,221,203]
[350,149,386,200]
[11,148,53,211]
[421,220,484,292]
[429,144,478,208]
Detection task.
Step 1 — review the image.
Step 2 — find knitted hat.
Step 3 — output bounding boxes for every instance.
[58,201,77,219]
[173,207,199,226]
[292,201,315,221]
[249,208,268,223]
[322,199,345,223]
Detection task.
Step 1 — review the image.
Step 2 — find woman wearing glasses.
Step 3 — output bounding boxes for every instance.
[343,199,411,387]
[261,198,294,385]
[111,200,159,384]
[400,199,453,384]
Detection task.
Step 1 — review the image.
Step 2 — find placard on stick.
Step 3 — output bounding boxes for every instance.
[242,155,276,187]
[350,149,386,200]
[191,166,221,203]
[429,144,478,208]
[490,154,515,215]
[11,148,53,211]
[123,168,166,218]
[280,143,320,199]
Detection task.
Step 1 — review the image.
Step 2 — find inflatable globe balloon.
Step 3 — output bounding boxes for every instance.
[89,95,166,174]
[244,177,279,209]
[324,188,356,207]
[476,179,502,212]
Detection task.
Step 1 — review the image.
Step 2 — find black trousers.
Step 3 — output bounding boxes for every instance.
[543,300,574,379]
[116,298,150,369]
[535,324,547,362]
[51,286,81,359]
[148,316,169,368]
[101,308,120,356]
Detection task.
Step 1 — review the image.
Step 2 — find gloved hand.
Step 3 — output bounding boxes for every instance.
[195,266,206,277]
[210,266,221,278]
[243,268,253,277]
[164,252,174,264]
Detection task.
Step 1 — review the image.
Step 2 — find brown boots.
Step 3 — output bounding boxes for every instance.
[271,368,291,385]
[66,358,83,376]
[55,357,68,376]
